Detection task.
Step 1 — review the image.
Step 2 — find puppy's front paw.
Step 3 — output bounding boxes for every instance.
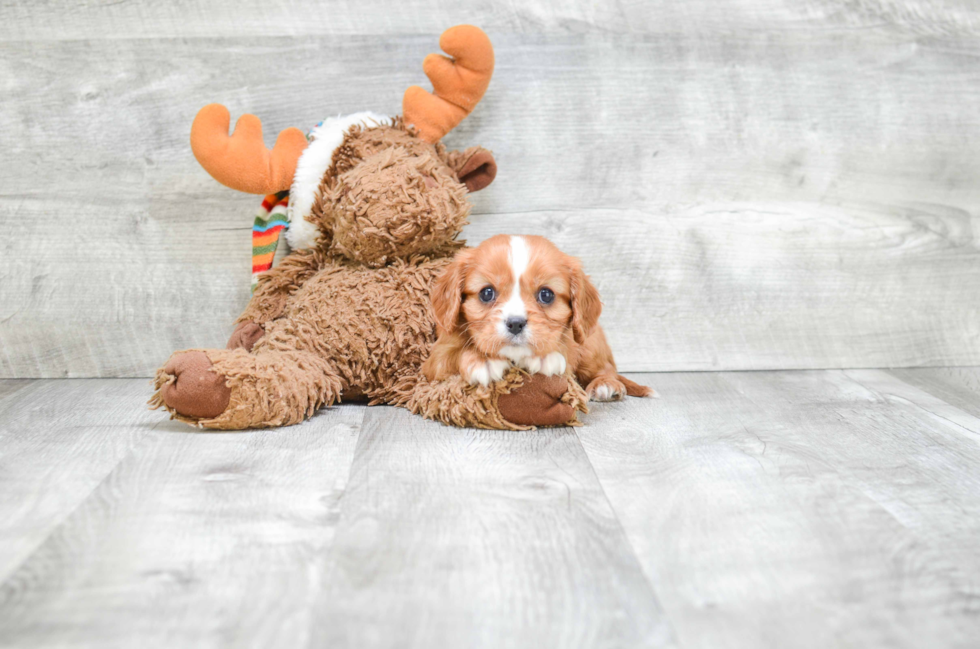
[539,352,567,376]
[523,352,567,377]
[464,358,510,386]
[586,376,626,402]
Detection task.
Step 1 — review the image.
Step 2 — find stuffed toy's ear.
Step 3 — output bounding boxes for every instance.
[568,259,602,344]
[445,147,497,192]
[431,248,475,335]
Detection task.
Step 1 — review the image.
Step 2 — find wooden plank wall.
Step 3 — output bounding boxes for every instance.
[1,1,979,378]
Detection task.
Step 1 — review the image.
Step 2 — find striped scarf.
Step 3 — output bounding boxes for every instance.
[251,191,290,292]
[250,121,337,292]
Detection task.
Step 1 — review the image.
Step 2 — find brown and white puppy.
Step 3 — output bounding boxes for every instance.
[423,234,656,401]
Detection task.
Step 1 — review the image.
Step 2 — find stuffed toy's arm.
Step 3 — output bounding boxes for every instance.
[391,367,588,430]
[228,247,329,350]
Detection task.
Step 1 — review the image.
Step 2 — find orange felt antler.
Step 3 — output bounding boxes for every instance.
[190,103,309,194]
[403,25,495,143]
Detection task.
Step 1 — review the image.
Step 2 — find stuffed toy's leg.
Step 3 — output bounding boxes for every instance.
[391,367,589,430]
[150,348,342,429]
[152,351,586,431]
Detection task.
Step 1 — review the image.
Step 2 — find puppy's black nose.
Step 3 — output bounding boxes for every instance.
[505,316,527,336]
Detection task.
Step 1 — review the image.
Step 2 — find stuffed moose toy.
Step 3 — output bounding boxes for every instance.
[150,25,590,430]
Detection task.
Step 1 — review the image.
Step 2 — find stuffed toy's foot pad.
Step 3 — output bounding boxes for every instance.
[159,351,232,419]
[227,321,264,351]
[498,373,575,427]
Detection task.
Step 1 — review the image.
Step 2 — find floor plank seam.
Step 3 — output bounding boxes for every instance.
[568,424,681,647]
[848,371,980,440]
[0,417,162,588]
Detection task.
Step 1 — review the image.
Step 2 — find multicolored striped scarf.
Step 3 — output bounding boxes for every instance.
[251,191,290,292]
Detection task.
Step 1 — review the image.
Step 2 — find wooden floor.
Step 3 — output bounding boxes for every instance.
[1,368,978,648]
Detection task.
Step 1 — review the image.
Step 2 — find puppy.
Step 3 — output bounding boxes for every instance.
[422,234,656,401]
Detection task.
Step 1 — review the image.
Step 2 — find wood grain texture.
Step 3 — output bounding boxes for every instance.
[849,368,980,436]
[0,389,365,648]
[889,367,980,419]
[3,16,980,376]
[577,370,980,649]
[0,379,34,402]
[4,0,979,40]
[0,379,155,583]
[0,383,674,648]
[308,406,674,649]
[2,374,979,646]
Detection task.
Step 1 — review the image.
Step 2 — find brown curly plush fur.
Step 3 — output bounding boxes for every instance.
[150,122,588,430]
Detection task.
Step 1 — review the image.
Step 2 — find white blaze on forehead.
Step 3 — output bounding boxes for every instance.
[500,235,530,321]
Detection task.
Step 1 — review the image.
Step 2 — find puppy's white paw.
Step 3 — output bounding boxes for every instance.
[521,352,566,376]
[591,384,622,401]
[538,352,567,377]
[587,376,626,402]
[523,355,542,374]
[465,359,510,386]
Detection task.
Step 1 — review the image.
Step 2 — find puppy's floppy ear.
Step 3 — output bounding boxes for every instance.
[431,248,475,336]
[445,147,497,192]
[568,258,602,344]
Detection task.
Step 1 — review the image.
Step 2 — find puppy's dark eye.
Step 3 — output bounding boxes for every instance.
[537,287,555,305]
[479,286,496,303]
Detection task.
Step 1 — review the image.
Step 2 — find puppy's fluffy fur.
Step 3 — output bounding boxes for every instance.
[423,234,655,401]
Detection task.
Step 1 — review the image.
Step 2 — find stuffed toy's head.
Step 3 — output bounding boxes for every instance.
[189,25,497,267]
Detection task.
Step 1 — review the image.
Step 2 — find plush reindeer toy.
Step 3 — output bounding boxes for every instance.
[151,26,589,430]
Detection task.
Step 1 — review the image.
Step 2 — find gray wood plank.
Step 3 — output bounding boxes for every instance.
[3,31,980,376]
[3,372,979,647]
[578,370,980,649]
[5,34,980,216]
[888,367,980,420]
[846,368,980,438]
[0,380,34,402]
[5,0,979,40]
[0,399,365,648]
[0,379,155,583]
[308,406,674,648]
